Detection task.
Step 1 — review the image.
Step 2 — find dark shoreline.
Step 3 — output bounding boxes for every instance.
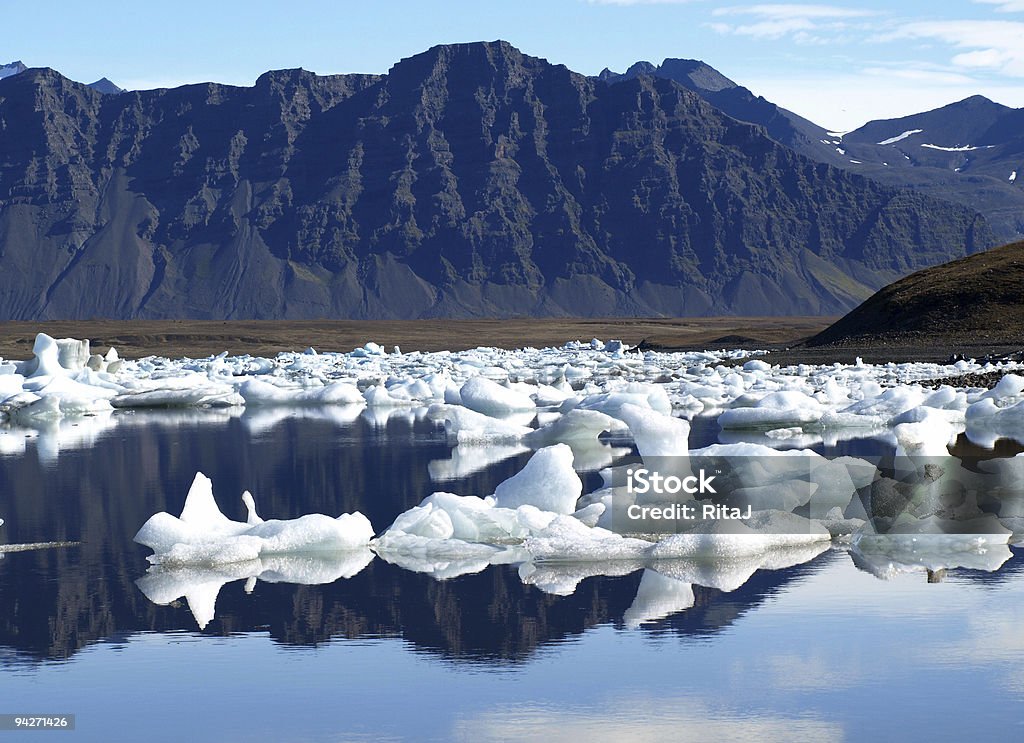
[0,317,833,360]
[1,317,1019,369]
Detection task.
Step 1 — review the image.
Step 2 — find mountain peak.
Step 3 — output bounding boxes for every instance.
[0,60,28,81]
[88,77,124,95]
[659,58,736,92]
[624,60,657,78]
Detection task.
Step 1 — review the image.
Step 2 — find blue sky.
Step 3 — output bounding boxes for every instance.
[5,1,1024,130]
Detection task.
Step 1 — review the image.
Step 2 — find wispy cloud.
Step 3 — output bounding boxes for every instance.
[712,4,877,20]
[974,0,1024,12]
[709,4,878,41]
[861,66,978,86]
[582,0,701,5]
[886,20,1024,77]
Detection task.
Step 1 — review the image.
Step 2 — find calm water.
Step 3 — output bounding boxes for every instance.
[1,409,1023,742]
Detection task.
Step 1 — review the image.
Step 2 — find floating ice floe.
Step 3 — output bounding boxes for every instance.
[239,378,364,406]
[134,472,373,565]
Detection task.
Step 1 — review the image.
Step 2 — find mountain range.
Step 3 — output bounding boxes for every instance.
[603,58,1024,242]
[0,43,1009,320]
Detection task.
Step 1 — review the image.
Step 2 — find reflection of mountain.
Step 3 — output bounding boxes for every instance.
[2,413,1022,666]
[0,412,830,665]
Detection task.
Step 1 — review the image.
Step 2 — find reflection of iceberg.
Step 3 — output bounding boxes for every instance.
[650,541,831,592]
[136,550,374,629]
[373,546,509,581]
[134,472,374,565]
[519,559,645,597]
[240,404,364,437]
[428,443,529,482]
[851,514,1013,578]
[360,405,423,429]
[0,412,118,464]
[622,569,696,628]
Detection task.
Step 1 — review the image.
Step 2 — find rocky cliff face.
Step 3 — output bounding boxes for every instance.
[0,41,995,319]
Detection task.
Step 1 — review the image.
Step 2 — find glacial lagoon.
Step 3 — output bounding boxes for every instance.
[1,338,1024,740]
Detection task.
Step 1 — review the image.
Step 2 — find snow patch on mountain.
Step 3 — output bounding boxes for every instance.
[877,129,923,146]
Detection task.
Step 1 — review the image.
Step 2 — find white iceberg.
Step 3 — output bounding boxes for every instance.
[134,472,374,565]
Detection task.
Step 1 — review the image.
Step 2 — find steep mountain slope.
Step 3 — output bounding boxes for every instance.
[0,42,995,320]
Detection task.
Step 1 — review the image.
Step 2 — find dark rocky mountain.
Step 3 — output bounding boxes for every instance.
[600,58,846,168]
[836,96,1024,242]
[604,60,1024,244]
[0,42,995,320]
[807,239,1024,347]
[1,60,123,94]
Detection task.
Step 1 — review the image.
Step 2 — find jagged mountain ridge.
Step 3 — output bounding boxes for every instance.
[0,60,123,94]
[0,42,995,319]
[599,58,846,169]
[603,57,1024,243]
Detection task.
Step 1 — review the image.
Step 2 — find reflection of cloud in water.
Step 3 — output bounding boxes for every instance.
[452,697,841,743]
[921,609,1024,696]
[136,549,374,629]
[762,651,867,693]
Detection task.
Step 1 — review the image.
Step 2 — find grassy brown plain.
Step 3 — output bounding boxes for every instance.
[0,317,834,360]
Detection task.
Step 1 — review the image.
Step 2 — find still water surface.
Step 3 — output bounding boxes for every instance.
[1,409,1022,742]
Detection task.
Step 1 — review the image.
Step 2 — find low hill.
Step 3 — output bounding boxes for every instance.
[807,240,1024,348]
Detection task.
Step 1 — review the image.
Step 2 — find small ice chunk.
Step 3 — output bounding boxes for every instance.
[240,379,364,406]
[427,403,532,442]
[524,409,620,447]
[718,391,825,429]
[617,403,690,458]
[459,376,537,415]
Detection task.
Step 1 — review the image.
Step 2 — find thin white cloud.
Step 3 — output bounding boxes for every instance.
[453,697,843,742]
[583,0,701,5]
[861,66,978,85]
[710,4,878,41]
[712,4,877,19]
[974,0,1024,12]
[888,20,1024,77]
